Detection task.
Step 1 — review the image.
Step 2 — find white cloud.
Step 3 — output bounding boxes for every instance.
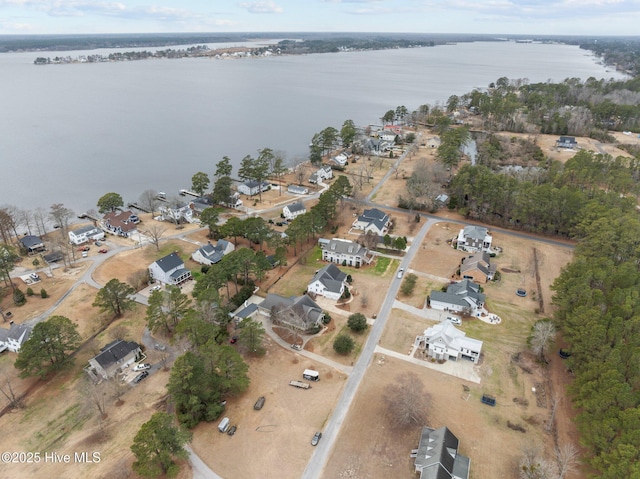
[239,1,284,14]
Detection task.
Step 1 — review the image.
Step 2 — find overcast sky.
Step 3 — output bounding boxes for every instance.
[1,0,639,36]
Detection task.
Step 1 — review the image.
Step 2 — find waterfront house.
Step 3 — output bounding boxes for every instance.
[222,192,243,209]
[159,201,193,224]
[19,235,45,254]
[238,180,270,196]
[103,210,139,237]
[68,224,105,245]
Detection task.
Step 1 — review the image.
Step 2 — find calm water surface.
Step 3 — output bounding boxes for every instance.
[0,41,625,214]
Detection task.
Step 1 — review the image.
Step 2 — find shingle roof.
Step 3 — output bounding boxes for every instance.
[19,235,43,248]
[71,224,100,235]
[414,427,468,479]
[93,340,140,369]
[286,201,306,213]
[154,252,184,272]
[310,264,347,293]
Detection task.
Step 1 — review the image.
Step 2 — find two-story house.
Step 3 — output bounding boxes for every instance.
[352,208,391,236]
[103,210,140,237]
[456,226,492,253]
[191,240,235,266]
[319,238,374,268]
[282,201,307,220]
[149,252,192,285]
[68,224,105,245]
[307,263,347,300]
[0,321,32,353]
[87,339,142,380]
[414,320,482,364]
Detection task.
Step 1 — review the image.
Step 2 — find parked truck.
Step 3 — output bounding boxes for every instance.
[289,380,311,389]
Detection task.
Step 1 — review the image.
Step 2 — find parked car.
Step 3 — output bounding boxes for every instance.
[154,343,166,351]
[291,343,302,351]
[254,396,265,410]
[397,268,405,279]
[227,425,237,436]
[133,363,151,371]
[150,285,162,292]
[311,432,322,446]
[94,241,101,246]
[446,316,462,325]
[516,288,527,297]
[82,251,88,258]
[229,336,238,344]
[98,249,108,254]
[29,273,40,280]
[132,371,149,384]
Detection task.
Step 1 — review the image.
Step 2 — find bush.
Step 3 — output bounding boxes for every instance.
[26,287,34,296]
[322,312,332,325]
[230,284,254,309]
[400,273,418,296]
[40,288,48,298]
[347,313,368,332]
[13,288,26,306]
[333,334,355,355]
[346,274,353,284]
[201,265,210,274]
[341,286,351,300]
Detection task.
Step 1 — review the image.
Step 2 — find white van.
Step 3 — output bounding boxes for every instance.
[218,417,230,433]
[303,369,320,381]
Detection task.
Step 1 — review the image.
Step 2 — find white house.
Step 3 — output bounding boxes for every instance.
[456,225,492,253]
[0,321,32,353]
[191,240,235,265]
[310,165,334,183]
[319,238,374,267]
[413,426,470,479]
[414,320,482,364]
[159,202,194,224]
[87,340,142,380]
[330,154,348,167]
[429,279,485,315]
[282,201,306,220]
[352,208,391,236]
[149,252,192,286]
[222,192,243,209]
[287,185,309,195]
[238,181,269,196]
[379,130,397,143]
[68,224,105,245]
[307,263,347,300]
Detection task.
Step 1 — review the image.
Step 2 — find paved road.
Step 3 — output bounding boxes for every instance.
[300,218,436,479]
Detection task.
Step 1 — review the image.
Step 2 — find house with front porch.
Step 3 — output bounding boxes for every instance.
[556,136,577,149]
[413,426,470,479]
[221,192,243,209]
[159,201,194,224]
[456,226,492,253]
[319,238,374,267]
[428,279,485,316]
[238,180,269,196]
[191,240,234,266]
[87,339,142,380]
[19,235,45,254]
[149,252,192,285]
[103,210,139,237]
[68,224,105,245]
[307,263,347,300]
[414,320,482,364]
[352,208,391,236]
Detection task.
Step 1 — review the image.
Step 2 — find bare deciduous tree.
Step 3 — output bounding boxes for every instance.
[0,374,23,409]
[143,224,167,251]
[518,447,555,479]
[33,207,48,236]
[128,269,151,290]
[49,203,74,239]
[555,443,579,479]
[547,390,562,433]
[529,320,557,362]
[139,189,161,216]
[383,372,431,428]
[291,157,309,185]
[110,324,130,342]
[83,377,110,419]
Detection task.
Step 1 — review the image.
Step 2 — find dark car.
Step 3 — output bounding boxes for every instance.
[227,425,237,436]
[230,336,238,344]
[254,396,265,410]
[516,288,527,297]
[133,371,149,384]
[311,432,322,446]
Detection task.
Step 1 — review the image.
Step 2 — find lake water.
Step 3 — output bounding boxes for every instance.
[0,41,625,215]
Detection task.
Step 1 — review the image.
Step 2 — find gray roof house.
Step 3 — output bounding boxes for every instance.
[149,252,192,285]
[459,252,496,284]
[319,238,374,267]
[237,180,270,196]
[307,263,347,301]
[429,280,486,315]
[19,235,45,254]
[413,426,470,479]
[556,136,577,149]
[283,201,307,220]
[287,185,309,195]
[414,321,482,364]
[68,224,105,245]
[0,322,32,353]
[191,240,235,266]
[352,208,391,236]
[87,340,142,380]
[258,294,325,332]
[456,226,492,253]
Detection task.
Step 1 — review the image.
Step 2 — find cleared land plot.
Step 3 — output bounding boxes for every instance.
[410,222,466,279]
[380,308,433,354]
[192,337,347,479]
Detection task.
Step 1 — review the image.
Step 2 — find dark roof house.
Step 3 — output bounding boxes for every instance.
[413,426,470,479]
[19,235,45,254]
[307,263,347,300]
[258,294,325,331]
[87,339,142,379]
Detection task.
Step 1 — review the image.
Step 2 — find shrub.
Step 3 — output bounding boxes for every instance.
[347,313,368,332]
[400,273,418,296]
[13,288,26,306]
[40,289,48,298]
[333,334,355,355]
[346,274,353,284]
[322,312,332,325]
[201,265,210,274]
[341,287,351,300]
[26,287,34,296]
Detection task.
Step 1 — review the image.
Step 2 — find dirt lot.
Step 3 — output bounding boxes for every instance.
[191,337,346,479]
[323,353,554,479]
